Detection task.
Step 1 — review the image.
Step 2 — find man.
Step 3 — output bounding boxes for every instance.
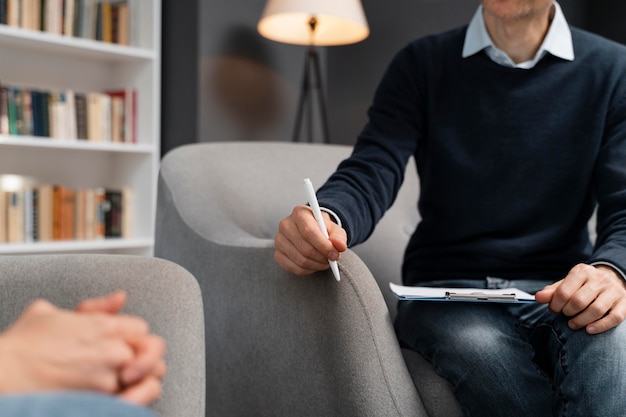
[0,291,165,416]
[274,1,626,415]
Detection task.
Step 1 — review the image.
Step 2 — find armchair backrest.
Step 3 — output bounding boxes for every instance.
[155,141,426,417]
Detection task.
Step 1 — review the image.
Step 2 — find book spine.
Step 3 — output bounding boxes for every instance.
[104,189,122,237]
[0,85,9,135]
[74,92,88,140]
[0,191,7,243]
[7,190,25,243]
[0,0,7,25]
[7,87,18,135]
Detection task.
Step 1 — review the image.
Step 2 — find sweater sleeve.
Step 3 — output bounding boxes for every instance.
[316,44,424,246]
[589,77,626,278]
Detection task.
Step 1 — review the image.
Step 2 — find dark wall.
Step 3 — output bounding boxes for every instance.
[326,0,478,145]
[161,0,199,157]
[161,1,626,155]
[161,0,308,156]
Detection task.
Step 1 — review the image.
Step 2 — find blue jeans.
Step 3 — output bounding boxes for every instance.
[0,392,157,417]
[394,278,626,417]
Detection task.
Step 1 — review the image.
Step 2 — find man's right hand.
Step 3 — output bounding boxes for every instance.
[274,205,347,276]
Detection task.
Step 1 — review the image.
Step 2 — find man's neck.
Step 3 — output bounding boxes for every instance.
[483,4,554,64]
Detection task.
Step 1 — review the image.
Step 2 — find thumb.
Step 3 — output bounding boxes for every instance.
[534,280,561,304]
[327,223,348,252]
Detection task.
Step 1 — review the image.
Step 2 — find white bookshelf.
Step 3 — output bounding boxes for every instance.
[0,0,161,256]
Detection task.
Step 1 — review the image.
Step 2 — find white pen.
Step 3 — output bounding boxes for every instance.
[303,178,341,282]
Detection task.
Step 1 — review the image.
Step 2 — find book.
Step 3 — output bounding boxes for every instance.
[13,86,25,135]
[7,189,25,243]
[104,189,122,237]
[63,0,76,36]
[110,95,123,142]
[65,90,78,140]
[36,184,54,241]
[50,91,75,140]
[23,187,35,242]
[94,187,106,239]
[21,0,39,31]
[73,0,84,37]
[44,0,63,35]
[74,92,88,139]
[0,191,6,242]
[47,91,58,138]
[84,187,96,239]
[121,186,133,238]
[105,87,136,143]
[0,0,7,25]
[0,85,9,135]
[6,87,18,135]
[113,1,129,45]
[74,188,86,240]
[80,0,99,40]
[21,89,34,136]
[53,185,76,240]
[31,186,40,241]
[31,90,45,137]
[38,91,51,137]
[100,1,112,43]
[6,0,20,28]
[86,92,112,141]
[86,92,101,141]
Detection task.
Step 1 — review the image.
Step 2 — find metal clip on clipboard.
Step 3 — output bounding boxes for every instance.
[445,291,517,301]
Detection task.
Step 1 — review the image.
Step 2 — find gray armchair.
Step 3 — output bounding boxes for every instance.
[155,141,463,417]
[0,254,205,417]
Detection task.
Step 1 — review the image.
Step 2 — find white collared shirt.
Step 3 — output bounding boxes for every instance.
[462,1,574,69]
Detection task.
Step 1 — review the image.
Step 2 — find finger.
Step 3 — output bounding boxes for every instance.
[585,300,626,334]
[76,291,127,314]
[566,290,615,330]
[327,224,348,260]
[561,281,598,318]
[548,264,589,313]
[118,376,163,406]
[98,314,150,342]
[274,248,327,276]
[24,299,58,315]
[120,335,166,385]
[534,280,561,304]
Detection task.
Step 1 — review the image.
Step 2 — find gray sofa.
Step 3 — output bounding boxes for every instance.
[155,141,464,417]
[0,254,205,417]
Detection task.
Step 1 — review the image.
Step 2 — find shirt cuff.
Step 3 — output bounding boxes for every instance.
[591,261,626,281]
[319,207,342,228]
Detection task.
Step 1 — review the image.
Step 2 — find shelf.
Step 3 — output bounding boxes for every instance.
[0,1,160,257]
[0,238,154,254]
[0,24,155,63]
[0,136,154,154]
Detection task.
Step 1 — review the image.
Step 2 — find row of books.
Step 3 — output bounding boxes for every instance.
[0,83,136,143]
[0,0,131,45]
[0,182,132,243]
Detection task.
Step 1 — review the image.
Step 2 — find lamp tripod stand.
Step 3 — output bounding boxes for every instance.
[292,17,330,143]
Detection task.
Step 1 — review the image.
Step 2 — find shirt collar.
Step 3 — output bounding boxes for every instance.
[462,2,574,68]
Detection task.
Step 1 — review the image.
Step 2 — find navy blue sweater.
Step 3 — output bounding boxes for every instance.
[317,26,626,285]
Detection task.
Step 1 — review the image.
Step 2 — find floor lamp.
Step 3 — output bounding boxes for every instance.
[258,0,369,143]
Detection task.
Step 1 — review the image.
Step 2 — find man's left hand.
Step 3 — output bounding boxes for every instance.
[535,264,626,334]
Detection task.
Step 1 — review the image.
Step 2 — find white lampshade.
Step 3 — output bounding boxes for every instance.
[257,0,369,46]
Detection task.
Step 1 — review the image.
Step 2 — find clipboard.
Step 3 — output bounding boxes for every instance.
[389,283,537,303]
